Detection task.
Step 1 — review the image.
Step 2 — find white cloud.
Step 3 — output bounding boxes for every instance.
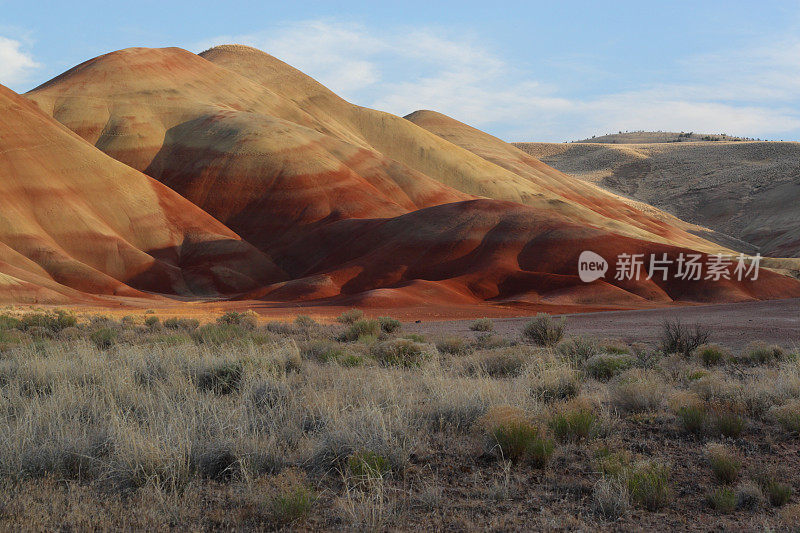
[0,36,40,88]
[198,21,800,142]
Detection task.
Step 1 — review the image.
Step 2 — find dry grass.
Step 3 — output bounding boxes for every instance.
[0,310,797,530]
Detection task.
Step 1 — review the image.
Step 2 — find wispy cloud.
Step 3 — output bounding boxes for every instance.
[0,36,40,89]
[198,20,800,142]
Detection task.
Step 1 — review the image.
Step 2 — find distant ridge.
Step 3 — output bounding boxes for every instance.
[572,131,756,144]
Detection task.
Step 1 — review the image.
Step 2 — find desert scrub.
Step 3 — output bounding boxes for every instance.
[347,450,392,479]
[294,315,317,328]
[469,318,493,332]
[301,340,345,363]
[696,343,729,366]
[377,316,401,334]
[89,327,117,350]
[593,448,632,478]
[529,364,582,403]
[675,400,707,436]
[557,336,599,365]
[610,369,665,413]
[735,480,765,510]
[217,310,258,329]
[548,399,597,442]
[16,310,78,335]
[584,353,634,381]
[522,313,565,346]
[196,361,243,394]
[435,336,469,356]
[626,461,671,510]
[659,319,709,357]
[770,400,800,434]
[593,476,631,519]
[144,315,160,329]
[706,443,741,484]
[339,320,381,342]
[163,317,199,331]
[707,487,737,513]
[371,339,434,368]
[269,484,316,526]
[463,347,530,378]
[737,341,786,365]
[478,406,554,466]
[709,404,746,438]
[336,309,364,325]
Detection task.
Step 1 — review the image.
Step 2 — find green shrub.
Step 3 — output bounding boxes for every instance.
[144,315,160,328]
[584,353,634,381]
[549,403,597,442]
[216,310,257,329]
[197,362,243,395]
[469,318,493,332]
[0,314,21,330]
[347,450,392,478]
[192,324,251,345]
[491,421,554,466]
[523,314,565,346]
[89,327,117,350]
[660,319,709,357]
[301,340,345,363]
[163,317,199,331]
[594,448,632,478]
[763,480,793,507]
[697,344,728,366]
[707,444,741,484]
[336,309,364,324]
[708,487,737,513]
[270,485,316,526]
[18,310,77,334]
[471,348,529,378]
[377,316,401,333]
[338,319,381,342]
[626,461,671,510]
[739,342,785,365]
[676,403,707,436]
[712,409,745,438]
[371,339,433,367]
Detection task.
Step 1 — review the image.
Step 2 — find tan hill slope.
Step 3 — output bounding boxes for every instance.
[0,83,284,303]
[514,141,800,257]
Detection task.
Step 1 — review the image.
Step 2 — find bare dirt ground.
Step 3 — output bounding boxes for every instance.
[407,298,800,349]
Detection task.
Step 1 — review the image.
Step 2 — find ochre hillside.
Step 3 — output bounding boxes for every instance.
[0,83,284,304]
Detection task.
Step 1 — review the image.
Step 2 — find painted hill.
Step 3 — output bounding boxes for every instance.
[11,45,800,309]
[30,46,722,254]
[0,83,284,304]
[514,140,800,257]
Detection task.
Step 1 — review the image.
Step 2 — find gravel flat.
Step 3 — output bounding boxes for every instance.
[406,298,800,349]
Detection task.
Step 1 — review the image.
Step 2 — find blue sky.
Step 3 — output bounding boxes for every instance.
[2,0,800,141]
